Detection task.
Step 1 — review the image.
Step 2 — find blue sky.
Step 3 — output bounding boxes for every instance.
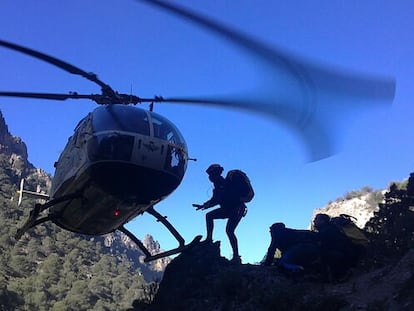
[1,0,413,264]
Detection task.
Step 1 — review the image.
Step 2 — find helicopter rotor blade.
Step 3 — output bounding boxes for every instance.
[0,91,90,101]
[135,0,396,161]
[0,87,356,160]
[136,0,395,101]
[0,91,144,105]
[0,39,116,96]
[149,95,334,161]
[0,2,397,162]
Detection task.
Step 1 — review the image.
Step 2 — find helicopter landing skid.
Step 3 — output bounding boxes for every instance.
[119,225,202,262]
[15,192,82,240]
[118,205,203,262]
[144,235,202,262]
[15,203,55,240]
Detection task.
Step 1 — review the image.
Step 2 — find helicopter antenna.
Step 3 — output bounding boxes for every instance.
[129,84,134,104]
[149,102,154,112]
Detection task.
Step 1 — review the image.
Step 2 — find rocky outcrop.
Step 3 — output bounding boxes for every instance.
[0,113,28,160]
[0,111,29,174]
[143,234,171,272]
[312,191,384,228]
[141,238,414,311]
[102,231,170,275]
[0,110,51,194]
[136,180,414,311]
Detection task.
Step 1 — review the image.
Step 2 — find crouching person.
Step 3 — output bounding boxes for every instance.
[263,222,320,272]
[313,214,360,280]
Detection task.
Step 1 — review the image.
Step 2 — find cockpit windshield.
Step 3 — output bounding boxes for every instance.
[91,105,187,149]
[150,112,186,148]
[92,105,150,135]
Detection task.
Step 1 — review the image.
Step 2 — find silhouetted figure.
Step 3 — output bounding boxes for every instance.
[194,164,254,264]
[263,222,319,271]
[313,213,358,280]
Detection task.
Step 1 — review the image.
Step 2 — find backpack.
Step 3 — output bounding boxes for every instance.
[330,214,369,247]
[225,169,255,203]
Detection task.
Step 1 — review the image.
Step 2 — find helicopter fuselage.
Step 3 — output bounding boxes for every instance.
[48,104,188,235]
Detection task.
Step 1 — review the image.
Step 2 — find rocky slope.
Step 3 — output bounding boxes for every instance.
[312,189,384,228]
[133,179,414,311]
[139,242,414,311]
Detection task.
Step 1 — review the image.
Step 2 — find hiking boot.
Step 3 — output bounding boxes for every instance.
[199,238,213,245]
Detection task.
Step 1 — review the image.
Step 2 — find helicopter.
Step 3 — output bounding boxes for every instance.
[0,0,395,262]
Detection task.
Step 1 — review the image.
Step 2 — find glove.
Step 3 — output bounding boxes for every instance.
[192,204,203,210]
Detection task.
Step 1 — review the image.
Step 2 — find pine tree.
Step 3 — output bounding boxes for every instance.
[365,173,414,261]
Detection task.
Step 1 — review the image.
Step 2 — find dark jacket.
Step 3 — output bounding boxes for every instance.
[204,175,249,211]
[264,226,318,266]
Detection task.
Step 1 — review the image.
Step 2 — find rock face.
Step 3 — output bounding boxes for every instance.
[102,232,170,274]
[312,191,384,228]
[143,234,171,272]
[0,110,51,195]
[0,112,28,161]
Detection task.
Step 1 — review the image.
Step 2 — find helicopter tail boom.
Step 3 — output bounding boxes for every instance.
[17,179,50,206]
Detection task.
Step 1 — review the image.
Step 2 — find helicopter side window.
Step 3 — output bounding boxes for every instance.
[164,145,186,178]
[92,105,150,135]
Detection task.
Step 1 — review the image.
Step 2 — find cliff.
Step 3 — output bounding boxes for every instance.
[0,111,51,196]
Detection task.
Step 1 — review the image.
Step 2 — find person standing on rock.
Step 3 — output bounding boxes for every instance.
[193,164,254,264]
